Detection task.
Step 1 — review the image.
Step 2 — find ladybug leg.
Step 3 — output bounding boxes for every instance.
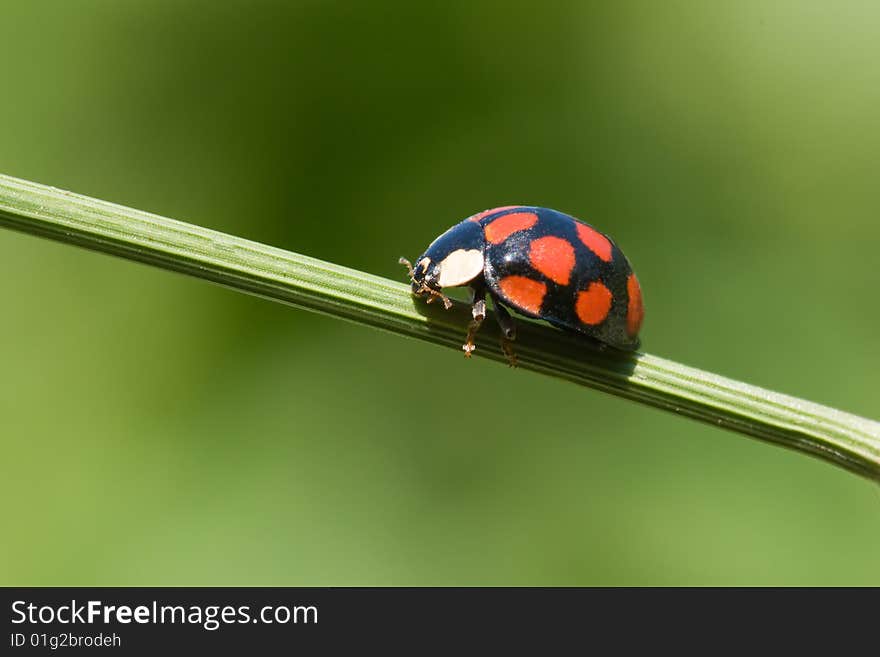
[463,286,486,358]
[490,296,518,367]
[425,289,453,310]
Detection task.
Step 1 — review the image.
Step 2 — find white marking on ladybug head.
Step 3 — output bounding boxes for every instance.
[436,249,484,288]
[418,257,431,274]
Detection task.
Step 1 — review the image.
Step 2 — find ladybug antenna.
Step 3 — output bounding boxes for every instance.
[398,257,415,279]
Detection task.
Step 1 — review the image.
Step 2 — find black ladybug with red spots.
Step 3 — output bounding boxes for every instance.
[400,206,644,365]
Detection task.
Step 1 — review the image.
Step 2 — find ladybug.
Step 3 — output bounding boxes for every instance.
[400,206,643,364]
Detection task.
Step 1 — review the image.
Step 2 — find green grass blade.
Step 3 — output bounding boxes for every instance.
[1,172,878,482]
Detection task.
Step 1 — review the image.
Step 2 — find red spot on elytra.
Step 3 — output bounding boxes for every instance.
[498,276,547,315]
[468,206,522,223]
[528,236,576,285]
[575,281,612,325]
[626,273,644,337]
[575,223,613,262]
[484,212,538,244]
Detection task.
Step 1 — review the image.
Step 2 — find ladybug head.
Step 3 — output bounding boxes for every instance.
[399,220,487,309]
[399,255,451,308]
[412,256,439,291]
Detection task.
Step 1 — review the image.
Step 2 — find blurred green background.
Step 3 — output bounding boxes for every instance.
[1,1,878,585]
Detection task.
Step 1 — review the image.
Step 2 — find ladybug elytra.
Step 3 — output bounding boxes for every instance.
[400,206,643,365]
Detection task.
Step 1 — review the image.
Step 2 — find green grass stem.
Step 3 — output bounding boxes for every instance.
[1,173,878,482]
